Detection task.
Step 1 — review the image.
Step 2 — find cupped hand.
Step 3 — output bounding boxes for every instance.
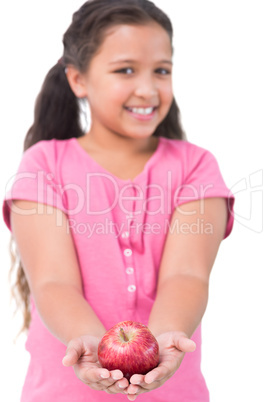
[62,335,129,395]
[124,331,196,401]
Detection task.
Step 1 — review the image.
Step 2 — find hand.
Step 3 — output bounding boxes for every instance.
[124,331,196,401]
[62,335,129,395]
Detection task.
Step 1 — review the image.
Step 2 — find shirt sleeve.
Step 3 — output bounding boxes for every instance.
[174,144,235,239]
[2,140,67,232]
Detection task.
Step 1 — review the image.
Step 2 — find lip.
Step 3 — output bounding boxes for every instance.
[124,106,157,121]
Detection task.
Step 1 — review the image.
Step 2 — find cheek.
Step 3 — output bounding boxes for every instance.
[110,81,131,102]
[161,82,173,101]
[163,87,174,112]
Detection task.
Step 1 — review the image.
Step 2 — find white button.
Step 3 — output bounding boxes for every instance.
[126,267,134,275]
[128,285,136,292]
[122,231,130,238]
[124,249,132,257]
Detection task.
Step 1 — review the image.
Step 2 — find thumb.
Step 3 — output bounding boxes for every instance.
[62,340,82,367]
[175,333,196,353]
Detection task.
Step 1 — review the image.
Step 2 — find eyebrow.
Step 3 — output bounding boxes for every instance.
[109,59,173,65]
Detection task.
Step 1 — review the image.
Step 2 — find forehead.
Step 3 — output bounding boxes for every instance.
[96,23,172,62]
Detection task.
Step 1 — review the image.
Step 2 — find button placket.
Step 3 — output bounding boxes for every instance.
[124,248,132,257]
[121,231,130,239]
[121,184,137,309]
[124,182,144,249]
[127,284,136,292]
[123,240,137,307]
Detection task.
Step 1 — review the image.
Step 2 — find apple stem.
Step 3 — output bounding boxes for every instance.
[120,327,129,342]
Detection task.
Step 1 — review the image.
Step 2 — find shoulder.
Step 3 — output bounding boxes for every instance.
[160,137,216,168]
[161,137,212,155]
[24,138,71,157]
[21,138,73,170]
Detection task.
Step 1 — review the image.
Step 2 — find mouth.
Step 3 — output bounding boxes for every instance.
[124,106,158,116]
[124,106,158,122]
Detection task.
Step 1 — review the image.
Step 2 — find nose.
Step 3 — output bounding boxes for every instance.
[134,73,158,98]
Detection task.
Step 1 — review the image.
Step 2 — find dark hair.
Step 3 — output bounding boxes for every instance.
[11,0,187,334]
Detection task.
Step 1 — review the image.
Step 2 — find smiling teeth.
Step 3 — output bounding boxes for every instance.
[128,107,154,115]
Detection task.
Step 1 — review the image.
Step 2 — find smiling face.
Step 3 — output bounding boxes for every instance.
[75,22,174,146]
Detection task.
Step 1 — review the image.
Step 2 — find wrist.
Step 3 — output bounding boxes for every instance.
[148,325,191,339]
[34,282,107,345]
[65,328,106,345]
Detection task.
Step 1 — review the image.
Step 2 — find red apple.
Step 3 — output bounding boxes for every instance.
[98,320,159,380]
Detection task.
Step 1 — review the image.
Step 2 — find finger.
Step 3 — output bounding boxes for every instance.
[105,377,129,394]
[62,346,81,366]
[76,366,110,385]
[175,335,196,353]
[93,369,126,389]
[126,384,140,395]
[62,337,88,367]
[144,365,169,384]
[127,394,138,401]
[116,377,129,391]
[79,366,127,393]
[130,369,169,393]
[109,369,124,381]
[123,383,140,399]
[101,369,124,387]
[130,366,168,387]
[130,374,144,385]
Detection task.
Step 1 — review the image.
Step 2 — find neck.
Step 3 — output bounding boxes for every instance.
[84,128,158,158]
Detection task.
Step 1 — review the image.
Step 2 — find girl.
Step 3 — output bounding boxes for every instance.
[3,0,234,401]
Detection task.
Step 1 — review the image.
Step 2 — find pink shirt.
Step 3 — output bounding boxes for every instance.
[3,137,234,401]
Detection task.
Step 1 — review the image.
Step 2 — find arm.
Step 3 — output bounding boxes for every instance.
[127,197,228,399]
[148,197,227,337]
[11,200,106,344]
[10,200,129,394]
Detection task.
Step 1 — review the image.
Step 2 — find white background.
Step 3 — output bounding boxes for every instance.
[0,1,267,401]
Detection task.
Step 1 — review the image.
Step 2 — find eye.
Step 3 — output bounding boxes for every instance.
[115,67,134,75]
[156,68,171,75]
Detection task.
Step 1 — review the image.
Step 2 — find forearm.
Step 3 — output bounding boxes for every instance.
[33,282,106,345]
[148,274,209,338]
